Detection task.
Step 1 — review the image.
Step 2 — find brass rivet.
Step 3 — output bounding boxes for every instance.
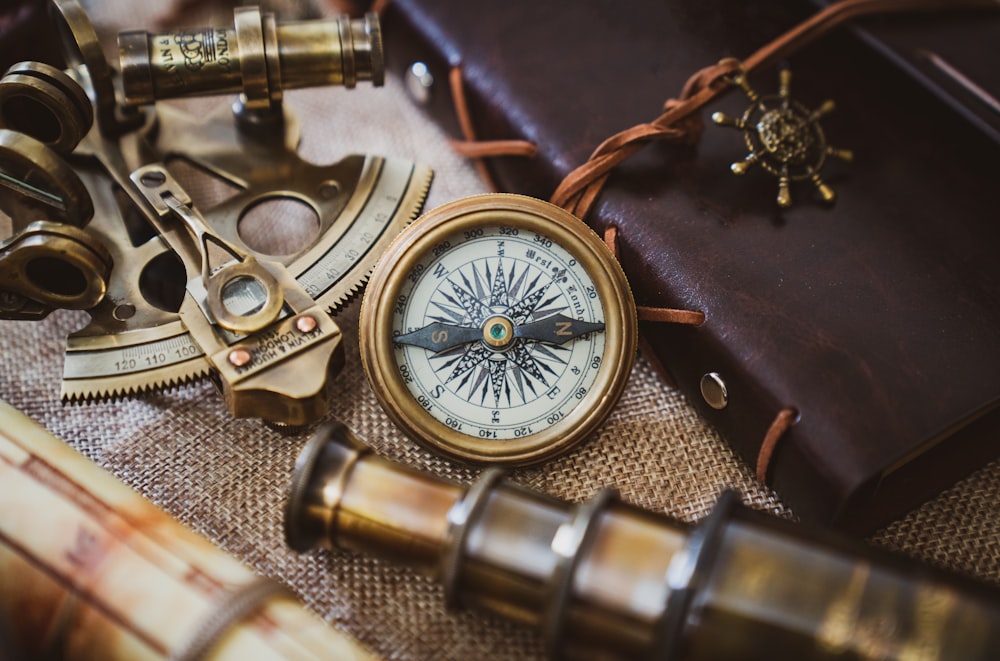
[296,315,318,333]
[229,348,252,367]
[700,372,728,410]
[113,304,136,321]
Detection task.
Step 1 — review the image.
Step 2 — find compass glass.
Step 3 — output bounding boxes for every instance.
[361,194,636,465]
[392,224,607,442]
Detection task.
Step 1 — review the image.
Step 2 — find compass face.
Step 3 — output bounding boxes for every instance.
[360,195,636,465]
[394,224,606,440]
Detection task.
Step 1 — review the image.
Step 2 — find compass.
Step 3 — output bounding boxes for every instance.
[360,194,637,465]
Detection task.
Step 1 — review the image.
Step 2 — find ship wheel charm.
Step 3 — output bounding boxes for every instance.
[712,67,853,208]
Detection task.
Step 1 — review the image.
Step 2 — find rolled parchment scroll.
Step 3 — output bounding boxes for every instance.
[0,401,376,661]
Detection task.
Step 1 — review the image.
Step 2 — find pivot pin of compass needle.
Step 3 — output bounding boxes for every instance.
[482,315,514,351]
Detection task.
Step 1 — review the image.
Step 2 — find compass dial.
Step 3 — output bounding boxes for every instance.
[360,194,636,465]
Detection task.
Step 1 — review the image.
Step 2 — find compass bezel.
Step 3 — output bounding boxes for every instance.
[359,194,637,466]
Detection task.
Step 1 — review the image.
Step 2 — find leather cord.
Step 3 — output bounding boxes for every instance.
[636,305,707,327]
[603,226,705,326]
[448,66,538,191]
[756,408,800,485]
[551,58,737,219]
[550,0,998,220]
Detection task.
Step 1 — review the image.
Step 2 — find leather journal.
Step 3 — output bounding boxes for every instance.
[379,0,1000,534]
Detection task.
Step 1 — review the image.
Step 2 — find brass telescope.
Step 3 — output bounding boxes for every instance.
[118,7,383,109]
[285,423,1000,660]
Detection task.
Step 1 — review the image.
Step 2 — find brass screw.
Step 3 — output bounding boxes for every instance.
[296,315,318,333]
[228,348,252,367]
[700,372,729,410]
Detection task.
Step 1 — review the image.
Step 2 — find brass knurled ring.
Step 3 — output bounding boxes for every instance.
[543,487,617,659]
[441,468,506,610]
[234,7,270,109]
[262,12,283,105]
[338,15,358,88]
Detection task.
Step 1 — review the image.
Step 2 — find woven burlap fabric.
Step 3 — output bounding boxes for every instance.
[1,1,997,659]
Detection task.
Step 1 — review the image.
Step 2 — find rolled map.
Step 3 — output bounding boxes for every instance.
[0,400,375,661]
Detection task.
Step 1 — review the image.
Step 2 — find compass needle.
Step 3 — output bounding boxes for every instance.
[516,314,605,344]
[394,322,481,353]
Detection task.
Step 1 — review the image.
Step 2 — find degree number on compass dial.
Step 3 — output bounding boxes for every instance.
[360,194,637,465]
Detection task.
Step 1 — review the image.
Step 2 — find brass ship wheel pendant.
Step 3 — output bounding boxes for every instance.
[359,194,637,465]
[712,67,853,208]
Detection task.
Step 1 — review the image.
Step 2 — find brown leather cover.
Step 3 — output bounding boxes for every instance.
[381,0,1000,533]
[810,0,1000,143]
[0,0,60,71]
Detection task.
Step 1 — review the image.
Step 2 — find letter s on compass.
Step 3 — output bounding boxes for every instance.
[359,194,637,465]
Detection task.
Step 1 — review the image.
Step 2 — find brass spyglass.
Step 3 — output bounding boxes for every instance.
[285,423,1000,660]
[118,7,383,108]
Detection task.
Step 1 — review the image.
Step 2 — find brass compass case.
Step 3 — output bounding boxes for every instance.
[360,194,637,465]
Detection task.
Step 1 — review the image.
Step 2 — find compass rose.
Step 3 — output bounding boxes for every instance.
[395,256,603,409]
[712,67,853,208]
